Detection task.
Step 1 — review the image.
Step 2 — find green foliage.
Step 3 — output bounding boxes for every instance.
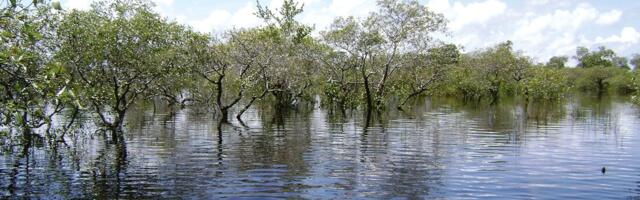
[633,71,640,105]
[395,44,460,106]
[546,56,568,68]
[571,67,610,93]
[442,55,491,100]
[321,0,447,111]
[254,0,320,107]
[569,66,633,94]
[56,0,189,131]
[443,41,530,101]
[522,67,568,101]
[631,54,640,70]
[606,68,635,94]
[575,46,628,69]
[0,0,68,131]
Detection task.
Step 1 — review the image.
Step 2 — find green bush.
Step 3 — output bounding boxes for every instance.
[522,67,569,101]
[633,70,640,104]
[606,68,635,94]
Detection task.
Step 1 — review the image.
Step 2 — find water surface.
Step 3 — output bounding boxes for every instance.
[1,96,640,199]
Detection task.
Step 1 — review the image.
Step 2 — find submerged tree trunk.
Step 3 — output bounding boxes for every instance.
[362,68,374,114]
[219,107,230,124]
[215,74,229,123]
[272,89,293,109]
[213,74,243,124]
[107,110,127,144]
[236,89,269,122]
[596,78,605,96]
[19,112,34,148]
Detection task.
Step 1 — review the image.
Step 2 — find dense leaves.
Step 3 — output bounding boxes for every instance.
[56,0,190,142]
[322,0,447,111]
[0,0,69,141]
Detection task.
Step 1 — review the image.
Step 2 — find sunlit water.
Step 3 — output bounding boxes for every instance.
[1,96,640,199]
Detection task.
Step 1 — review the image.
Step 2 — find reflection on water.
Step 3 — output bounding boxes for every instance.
[1,95,640,199]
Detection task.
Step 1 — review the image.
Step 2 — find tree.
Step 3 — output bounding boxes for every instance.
[57,0,188,143]
[473,41,530,102]
[575,46,616,68]
[629,54,640,70]
[316,44,362,111]
[398,44,460,108]
[187,29,270,123]
[0,0,71,144]
[573,67,615,94]
[633,70,640,104]
[546,56,568,68]
[229,28,278,121]
[255,0,318,108]
[322,0,447,112]
[612,56,629,69]
[152,28,199,112]
[522,67,568,101]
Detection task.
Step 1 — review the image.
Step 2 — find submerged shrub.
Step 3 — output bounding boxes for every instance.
[522,67,569,101]
[606,68,635,94]
[570,67,635,94]
[633,71,640,105]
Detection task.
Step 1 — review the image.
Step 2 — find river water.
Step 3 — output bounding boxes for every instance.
[1,96,640,199]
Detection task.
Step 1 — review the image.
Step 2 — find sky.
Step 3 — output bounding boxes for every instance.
[60,0,640,64]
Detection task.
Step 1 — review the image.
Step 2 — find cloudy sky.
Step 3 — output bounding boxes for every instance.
[60,0,640,64]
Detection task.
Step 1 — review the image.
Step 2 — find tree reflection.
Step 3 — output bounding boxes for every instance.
[1,94,639,199]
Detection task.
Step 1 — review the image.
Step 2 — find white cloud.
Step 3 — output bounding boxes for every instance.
[63,0,91,10]
[327,0,369,16]
[268,0,321,9]
[153,0,174,6]
[595,9,622,25]
[62,0,174,11]
[529,0,550,5]
[595,27,640,44]
[298,0,377,31]
[187,0,327,33]
[228,2,263,29]
[501,3,627,61]
[428,0,507,31]
[188,9,232,33]
[513,3,598,41]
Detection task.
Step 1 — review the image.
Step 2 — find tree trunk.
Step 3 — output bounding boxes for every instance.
[110,110,126,144]
[362,69,374,113]
[597,78,605,95]
[110,125,120,144]
[20,112,32,146]
[236,92,266,122]
[219,107,229,123]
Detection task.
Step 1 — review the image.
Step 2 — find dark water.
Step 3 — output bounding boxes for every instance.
[1,96,640,199]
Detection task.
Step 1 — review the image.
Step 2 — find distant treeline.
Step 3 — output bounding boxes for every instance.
[1,0,639,144]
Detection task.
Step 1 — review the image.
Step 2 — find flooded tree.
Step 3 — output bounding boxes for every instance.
[445,41,531,103]
[56,0,189,143]
[631,54,640,69]
[322,0,447,112]
[0,0,70,145]
[397,44,460,108]
[187,29,272,123]
[546,56,568,69]
[255,0,319,108]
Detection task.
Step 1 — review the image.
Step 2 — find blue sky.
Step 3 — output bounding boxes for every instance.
[61,0,640,64]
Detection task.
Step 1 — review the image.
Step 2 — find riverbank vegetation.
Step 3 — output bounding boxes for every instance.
[2,0,640,146]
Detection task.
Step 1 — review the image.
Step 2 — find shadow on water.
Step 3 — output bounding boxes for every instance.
[1,95,640,199]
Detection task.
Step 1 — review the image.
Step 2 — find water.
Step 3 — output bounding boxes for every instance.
[1,96,640,199]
